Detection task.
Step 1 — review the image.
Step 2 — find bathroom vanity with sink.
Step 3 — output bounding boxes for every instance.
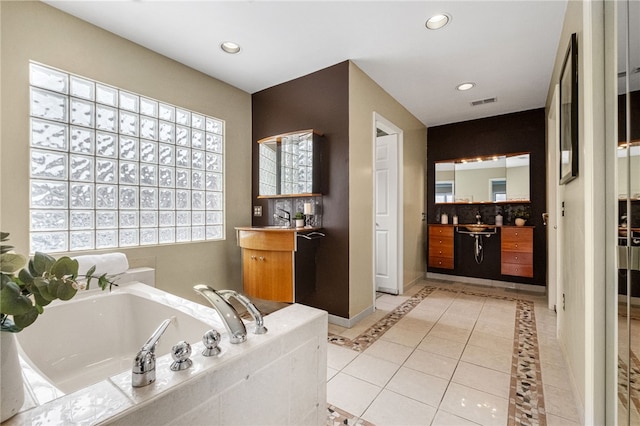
[428,223,535,280]
[236,227,323,303]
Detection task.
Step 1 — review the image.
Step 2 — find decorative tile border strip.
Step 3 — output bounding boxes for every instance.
[328,285,438,352]
[508,299,547,426]
[326,405,373,426]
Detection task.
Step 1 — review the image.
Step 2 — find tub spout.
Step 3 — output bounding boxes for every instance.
[132,317,174,387]
[217,290,268,335]
[193,285,247,344]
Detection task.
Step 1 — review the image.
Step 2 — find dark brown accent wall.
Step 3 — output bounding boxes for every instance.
[427,108,547,286]
[251,61,350,317]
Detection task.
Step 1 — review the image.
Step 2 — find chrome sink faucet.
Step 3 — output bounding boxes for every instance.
[476,211,482,224]
[273,208,291,227]
[132,318,174,387]
[194,285,247,344]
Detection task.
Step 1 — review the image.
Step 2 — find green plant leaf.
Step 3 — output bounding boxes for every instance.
[56,281,77,301]
[32,277,55,302]
[0,280,33,315]
[30,252,56,276]
[0,253,27,273]
[18,268,34,286]
[13,306,39,329]
[50,257,79,278]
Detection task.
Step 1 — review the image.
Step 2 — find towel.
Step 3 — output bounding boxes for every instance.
[74,252,129,277]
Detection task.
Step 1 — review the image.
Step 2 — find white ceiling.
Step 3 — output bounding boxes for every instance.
[45,0,568,127]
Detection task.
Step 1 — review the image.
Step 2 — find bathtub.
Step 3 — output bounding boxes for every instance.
[16,283,219,395]
[8,280,328,425]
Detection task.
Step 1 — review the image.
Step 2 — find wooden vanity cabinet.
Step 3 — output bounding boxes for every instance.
[501,226,534,278]
[428,225,454,269]
[237,230,295,303]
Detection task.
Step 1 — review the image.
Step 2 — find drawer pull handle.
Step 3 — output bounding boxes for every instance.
[259,256,265,261]
[515,244,518,248]
[515,256,518,260]
[251,255,256,260]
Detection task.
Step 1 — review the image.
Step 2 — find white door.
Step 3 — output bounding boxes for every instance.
[375,134,399,294]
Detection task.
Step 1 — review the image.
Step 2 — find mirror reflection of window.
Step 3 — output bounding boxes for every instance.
[435,181,454,203]
[491,179,507,202]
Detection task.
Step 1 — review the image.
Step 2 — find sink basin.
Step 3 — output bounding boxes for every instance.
[464,224,490,232]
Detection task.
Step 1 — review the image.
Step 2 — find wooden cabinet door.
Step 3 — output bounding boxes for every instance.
[243,249,294,302]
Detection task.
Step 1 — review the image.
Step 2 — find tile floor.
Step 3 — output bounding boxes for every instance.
[325,279,581,426]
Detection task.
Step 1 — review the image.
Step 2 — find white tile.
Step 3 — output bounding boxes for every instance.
[418,334,466,360]
[386,367,449,408]
[428,323,472,344]
[380,325,427,348]
[540,362,573,391]
[404,349,458,380]
[473,320,515,340]
[432,410,481,426]
[546,413,581,426]
[326,372,381,417]
[467,330,513,353]
[364,339,414,365]
[326,367,339,381]
[461,344,512,373]
[362,389,437,426]
[440,382,509,426]
[327,343,358,370]
[342,353,400,387]
[543,384,581,422]
[451,361,511,399]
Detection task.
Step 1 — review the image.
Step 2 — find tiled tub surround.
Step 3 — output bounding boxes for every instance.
[327,280,580,426]
[8,283,328,425]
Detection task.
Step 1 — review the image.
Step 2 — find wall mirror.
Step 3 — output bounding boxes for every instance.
[258,129,321,197]
[435,153,530,203]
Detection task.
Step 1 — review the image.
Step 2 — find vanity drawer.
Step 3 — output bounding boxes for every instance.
[501,251,533,265]
[501,262,533,278]
[429,256,454,269]
[429,225,454,238]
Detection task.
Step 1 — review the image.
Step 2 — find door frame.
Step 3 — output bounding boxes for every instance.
[373,112,403,303]
[547,84,560,313]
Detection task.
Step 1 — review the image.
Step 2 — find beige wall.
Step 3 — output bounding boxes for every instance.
[545,0,606,423]
[455,167,505,202]
[348,62,427,317]
[1,2,252,303]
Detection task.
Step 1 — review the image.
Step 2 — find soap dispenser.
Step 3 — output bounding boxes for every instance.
[441,212,449,224]
[495,211,503,227]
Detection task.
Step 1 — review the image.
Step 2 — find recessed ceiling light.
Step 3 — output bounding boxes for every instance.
[220,41,241,54]
[456,82,475,91]
[425,13,451,30]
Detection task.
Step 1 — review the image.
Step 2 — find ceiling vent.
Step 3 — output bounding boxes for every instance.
[470,97,497,106]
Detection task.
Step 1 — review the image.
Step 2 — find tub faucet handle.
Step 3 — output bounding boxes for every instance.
[202,329,222,357]
[170,341,193,371]
[132,318,174,387]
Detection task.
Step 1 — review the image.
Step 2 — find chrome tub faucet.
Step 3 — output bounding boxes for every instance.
[216,289,267,335]
[193,285,247,344]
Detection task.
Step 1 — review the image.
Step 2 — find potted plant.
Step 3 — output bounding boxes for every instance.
[0,232,114,421]
[513,209,530,226]
[294,212,305,228]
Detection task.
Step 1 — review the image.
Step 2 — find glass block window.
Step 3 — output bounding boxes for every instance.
[29,62,225,253]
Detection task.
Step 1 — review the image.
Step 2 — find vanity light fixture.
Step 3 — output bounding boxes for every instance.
[456,82,475,91]
[425,13,451,30]
[220,41,241,54]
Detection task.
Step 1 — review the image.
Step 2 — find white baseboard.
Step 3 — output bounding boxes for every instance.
[328,304,374,329]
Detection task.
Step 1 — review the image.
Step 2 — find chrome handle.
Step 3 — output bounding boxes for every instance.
[542,212,549,226]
